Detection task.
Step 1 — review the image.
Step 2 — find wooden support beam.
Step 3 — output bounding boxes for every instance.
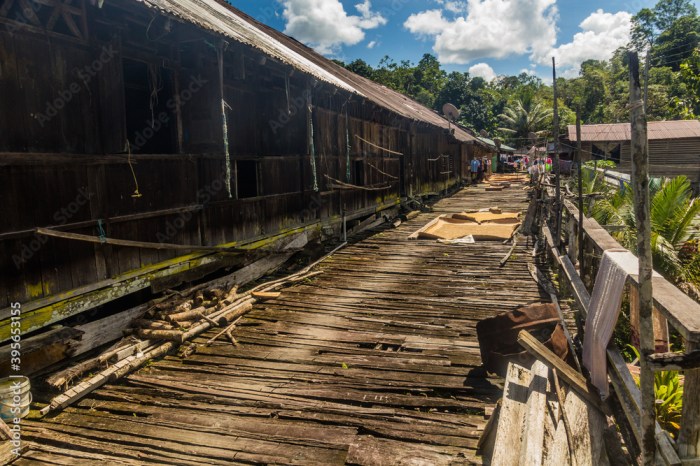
[0,327,83,376]
[517,330,606,413]
[647,350,700,372]
[35,227,244,253]
[0,225,317,343]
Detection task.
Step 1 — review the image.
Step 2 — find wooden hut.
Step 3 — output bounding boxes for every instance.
[566,120,700,190]
[0,0,477,340]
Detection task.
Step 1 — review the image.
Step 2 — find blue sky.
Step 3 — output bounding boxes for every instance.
[230,0,692,81]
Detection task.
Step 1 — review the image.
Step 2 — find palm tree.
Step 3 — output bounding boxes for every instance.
[590,175,700,289]
[498,99,553,142]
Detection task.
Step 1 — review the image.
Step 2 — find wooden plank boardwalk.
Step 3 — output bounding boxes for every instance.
[17,181,549,465]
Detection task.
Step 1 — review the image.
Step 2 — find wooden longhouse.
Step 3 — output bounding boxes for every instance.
[0,0,480,343]
[566,120,700,191]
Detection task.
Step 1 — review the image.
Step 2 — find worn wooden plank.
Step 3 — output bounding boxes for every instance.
[520,361,549,466]
[491,363,531,466]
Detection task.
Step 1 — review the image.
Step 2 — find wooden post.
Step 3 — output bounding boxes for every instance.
[678,340,700,459]
[629,51,656,465]
[552,57,562,248]
[576,109,584,273]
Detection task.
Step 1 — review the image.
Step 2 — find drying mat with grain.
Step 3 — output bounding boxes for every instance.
[452,211,521,224]
[409,216,520,241]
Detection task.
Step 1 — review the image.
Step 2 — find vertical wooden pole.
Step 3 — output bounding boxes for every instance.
[552,57,562,248]
[629,51,656,465]
[678,340,700,459]
[576,109,584,271]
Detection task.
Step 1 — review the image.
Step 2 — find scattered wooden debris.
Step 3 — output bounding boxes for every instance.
[250,291,281,301]
[39,244,343,417]
[481,361,611,466]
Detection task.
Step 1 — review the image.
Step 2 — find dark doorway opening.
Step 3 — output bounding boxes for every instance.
[123,59,177,154]
[237,160,259,198]
[354,160,365,187]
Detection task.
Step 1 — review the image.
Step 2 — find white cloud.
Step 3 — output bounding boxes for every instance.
[544,10,631,76]
[469,63,497,81]
[404,0,558,64]
[281,0,387,55]
[404,9,451,37]
[367,40,378,49]
[434,0,467,14]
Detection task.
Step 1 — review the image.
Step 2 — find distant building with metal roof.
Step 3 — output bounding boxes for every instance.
[566,121,700,191]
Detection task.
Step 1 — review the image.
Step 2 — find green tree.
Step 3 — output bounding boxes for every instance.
[498,99,553,143]
[653,15,700,70]
[345,59,375,80]
[655,0,698,30]
[673,49,700,117]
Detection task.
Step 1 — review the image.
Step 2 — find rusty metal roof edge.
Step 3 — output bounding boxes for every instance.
[134,0,361,95]
[567,120,700,141]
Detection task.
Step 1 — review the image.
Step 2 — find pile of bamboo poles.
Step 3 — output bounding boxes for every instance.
[39,244,345,416]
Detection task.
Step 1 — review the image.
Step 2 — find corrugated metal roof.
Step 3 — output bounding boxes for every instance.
[476,136,515,152]
[133,0,477,144]
[136,0,357,93]
[567,120,700,142]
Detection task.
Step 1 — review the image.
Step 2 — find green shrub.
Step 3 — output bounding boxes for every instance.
[583,160,617,170]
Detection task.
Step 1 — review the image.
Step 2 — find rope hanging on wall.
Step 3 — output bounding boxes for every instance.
[285,74,291,116]
[126,140,142,198]
[307,91,319,192]
[218,42,233,198]
[147,64,162,128]
[345,109,351,183]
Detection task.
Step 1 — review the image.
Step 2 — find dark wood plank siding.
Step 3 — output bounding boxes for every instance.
[0,0,470,309]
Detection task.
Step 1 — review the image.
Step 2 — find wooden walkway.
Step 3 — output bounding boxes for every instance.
[17,181,549,465]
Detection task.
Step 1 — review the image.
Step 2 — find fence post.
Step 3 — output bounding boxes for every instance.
[629,51,656,465]
[678,340,700,459]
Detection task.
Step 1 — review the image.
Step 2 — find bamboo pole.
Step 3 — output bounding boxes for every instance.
[552,57,562,248]
[576,109,584,272]
[629,51,656,465]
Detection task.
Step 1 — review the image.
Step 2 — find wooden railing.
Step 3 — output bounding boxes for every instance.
[539,194,700,465]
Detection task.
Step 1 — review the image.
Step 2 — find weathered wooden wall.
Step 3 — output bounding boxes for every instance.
[620,139,700,186]
[0,0,469,311]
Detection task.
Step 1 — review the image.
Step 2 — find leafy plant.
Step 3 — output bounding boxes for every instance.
[627,345,684,439]
[654,370,684,438]
[590,175,700,286]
